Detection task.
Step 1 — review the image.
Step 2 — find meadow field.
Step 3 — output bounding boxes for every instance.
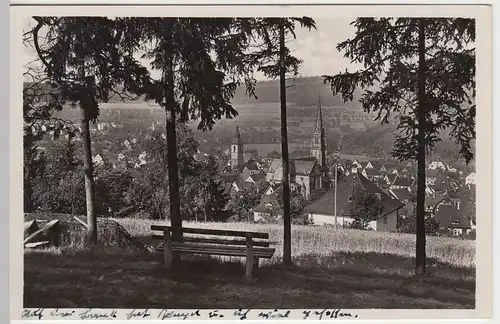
[118,218,475,269]
[24,217,475,309]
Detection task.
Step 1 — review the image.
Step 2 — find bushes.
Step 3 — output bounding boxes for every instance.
[25,126,232,221]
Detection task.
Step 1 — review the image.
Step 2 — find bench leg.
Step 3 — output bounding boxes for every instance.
[163,246,172,269]
[253,257,259,272]
[245,234,254,282]
[163,230,172,269]
[245,255,254,281]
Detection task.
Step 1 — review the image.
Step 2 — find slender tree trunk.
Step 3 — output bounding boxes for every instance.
[76,63,98,246]
[23,153,34,212]
[204,186,208,222]
[163,19,182,265]
[24,180,33,212]
[81,105,97,245]
[279,20,292,266]
[415,18,427,275]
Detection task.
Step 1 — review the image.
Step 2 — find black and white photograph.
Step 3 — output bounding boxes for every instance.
[13,3,493,319]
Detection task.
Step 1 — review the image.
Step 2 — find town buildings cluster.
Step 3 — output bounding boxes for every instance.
[215,99,476,236]
[80,98,475,236]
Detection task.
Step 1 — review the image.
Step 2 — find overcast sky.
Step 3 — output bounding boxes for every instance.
[22,17,362,81]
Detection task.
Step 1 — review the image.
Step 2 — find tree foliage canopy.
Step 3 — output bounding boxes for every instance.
[323,18,475,163]
[348,189,385,229]
[27,17,152,119]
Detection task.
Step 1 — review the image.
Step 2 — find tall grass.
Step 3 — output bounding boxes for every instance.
[114,218,475,268]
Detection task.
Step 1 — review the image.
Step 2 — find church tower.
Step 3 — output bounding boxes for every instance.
[230,126,244,170]
[310,94,326,168]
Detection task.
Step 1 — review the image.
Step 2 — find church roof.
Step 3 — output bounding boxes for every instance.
[267,158,282,173]
[266,158,318,177]
[293,159,317,176]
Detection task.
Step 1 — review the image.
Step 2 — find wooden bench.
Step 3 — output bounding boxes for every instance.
[150,225,275,281]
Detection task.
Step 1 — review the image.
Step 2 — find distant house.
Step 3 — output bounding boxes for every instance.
[260,160,271,173]
[221,172,239,183]
[305,172,405,232]
[243,153,254,163]
[92,154,104,166]
[465,172,476,185]
[386,173,398,186]
[245,173,266,186]
[263,183,280,196]
[434,204,472,236]
[426,169,439,185]
[219,172,240,198]
[360,161,374,169]
[252,194,281,222]
[446,164,458,173]
[265,159,282,182]
[425,185,436,197]
[369,161,385,171]
[362,168,383,181]
[394,165,411,176]
[425,195,448,213]
[432,177,450,195]
[390,175,415,190]
[381,162,400,174]
[241,161,262,178]
[229,180,255,197]
[428,161,446,171]
[343,159,353,171]
[389,188,412,204]
[352,160,363,169]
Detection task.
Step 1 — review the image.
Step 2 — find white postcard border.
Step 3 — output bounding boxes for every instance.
[9,2,495,321]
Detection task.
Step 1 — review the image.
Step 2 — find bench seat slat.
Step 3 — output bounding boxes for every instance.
[155,246,275,258]
[170,242,274,254]
[151,225,269,239]
[151,234,270,247]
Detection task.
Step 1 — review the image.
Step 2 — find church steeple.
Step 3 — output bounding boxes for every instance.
[310,94,326,168]
[232,126,242,145]
[230,126,244,170]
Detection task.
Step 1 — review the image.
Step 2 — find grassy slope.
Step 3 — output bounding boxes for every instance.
[23,218,475,309]
[117,219,475,268]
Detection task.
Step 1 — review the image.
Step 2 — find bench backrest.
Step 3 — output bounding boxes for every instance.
[150,225,271,248]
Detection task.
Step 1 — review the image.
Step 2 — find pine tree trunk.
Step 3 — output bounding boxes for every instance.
[279,20,292,266]
[81,106,97,246]
[76,63,98,247]
[163,19,182,266]
[415,18,427,275]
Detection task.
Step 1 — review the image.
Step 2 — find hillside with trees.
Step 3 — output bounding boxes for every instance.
[232,76,365,107]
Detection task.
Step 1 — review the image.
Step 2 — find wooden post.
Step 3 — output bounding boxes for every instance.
[245,234,254,281]
[253,257,259,272]
[163,229,172,269]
